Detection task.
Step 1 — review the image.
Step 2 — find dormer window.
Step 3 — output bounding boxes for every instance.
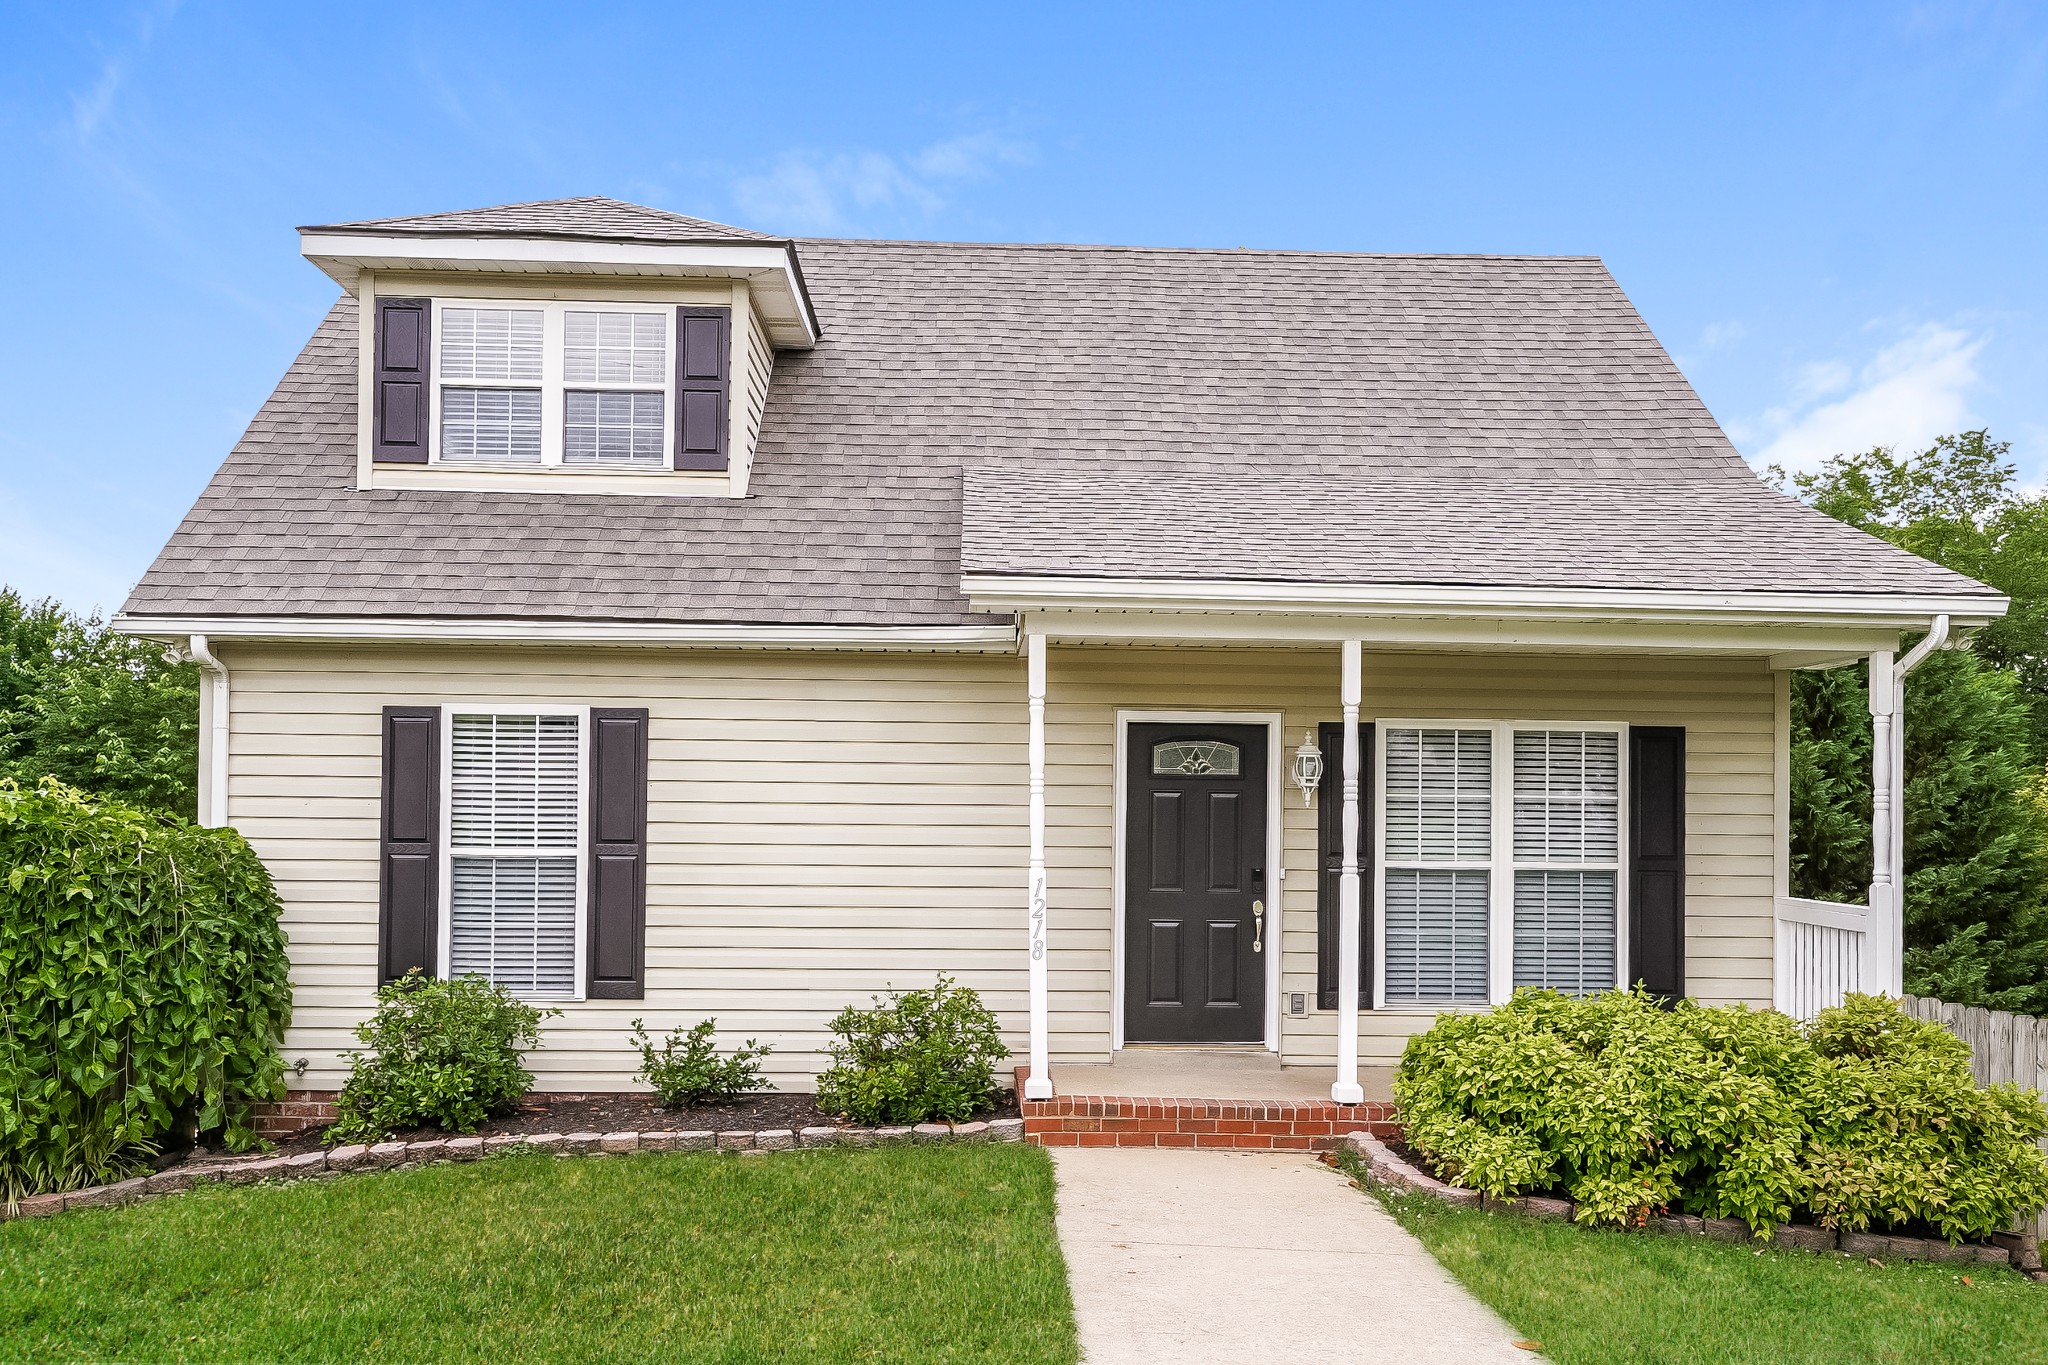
[424,300,706,471]
[371,295,731,479]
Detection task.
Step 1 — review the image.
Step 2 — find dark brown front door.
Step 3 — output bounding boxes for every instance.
[1123,723,1268,1043]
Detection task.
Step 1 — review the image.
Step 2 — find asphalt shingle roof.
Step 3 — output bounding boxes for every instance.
[303,196,779,244]
[961,467,1989,595]
[123,223,1995,625]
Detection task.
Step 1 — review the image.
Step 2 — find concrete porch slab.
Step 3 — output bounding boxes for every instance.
[1051,1048,1396,1103]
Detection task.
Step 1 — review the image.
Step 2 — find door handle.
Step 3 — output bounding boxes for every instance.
[1251,900,1265,953]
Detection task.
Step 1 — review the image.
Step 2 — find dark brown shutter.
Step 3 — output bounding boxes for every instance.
[1629,726,1686,1000]
[373,298,432,463]
[674,306,730,471]
[587,708,649,998]
[379,706,440,982]
[1317,721,1374,1010]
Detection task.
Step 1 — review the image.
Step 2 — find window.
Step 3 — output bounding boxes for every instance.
[1152,739,1241,776]
[1381,729,1493,1005]
[431,301,674,470]
[443,708,585,998]
[1375,722,1626,1007]
[1512,731,1620,995]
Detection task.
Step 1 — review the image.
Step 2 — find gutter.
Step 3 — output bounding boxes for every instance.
[116,616,1020,652]
[187,635,230,829]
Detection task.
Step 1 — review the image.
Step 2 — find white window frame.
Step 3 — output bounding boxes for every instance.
[1372,719,1630,1010]
[428,299,673,471]
[437,702,591,1002]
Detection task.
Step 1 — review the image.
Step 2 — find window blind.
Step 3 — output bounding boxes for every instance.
[441,308,543,381]
[1383,868,1490,1004]
[441,389,542,463]
[1382,727,1492,1004]
[563,391,666,466]
[1384,728,1491,861]
[1511,730,1620,995]
[448,713,580,999]
[564,312,665,384]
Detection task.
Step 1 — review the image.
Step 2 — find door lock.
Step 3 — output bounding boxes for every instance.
[1251,899,1264,953]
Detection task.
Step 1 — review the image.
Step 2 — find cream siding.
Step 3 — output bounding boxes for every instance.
[731,286,775,495]
[224,641,1777,1090]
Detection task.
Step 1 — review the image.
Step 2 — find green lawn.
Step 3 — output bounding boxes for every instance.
[0,1145,1080,1364]
[1347,1169,2047,1364]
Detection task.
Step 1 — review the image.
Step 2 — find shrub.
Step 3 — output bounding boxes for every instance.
[328,973,554,1143]
[631,1018,770,1107]
[1394,988,2048,1239]
[0,779,292,1200]
[815,975,1009,1125]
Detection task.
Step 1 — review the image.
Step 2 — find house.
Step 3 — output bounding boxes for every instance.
[115,197,2004,1120]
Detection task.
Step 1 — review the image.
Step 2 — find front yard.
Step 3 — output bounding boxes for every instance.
[0,1145,1079,1364]
[1367,1183,2048,1364]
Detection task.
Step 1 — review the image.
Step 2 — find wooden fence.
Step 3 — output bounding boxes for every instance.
[1900,995,2048,1242]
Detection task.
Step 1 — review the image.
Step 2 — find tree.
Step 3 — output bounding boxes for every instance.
[0,588,199,820]
[1772,435,2048,1013]
[1778,431,2048,751]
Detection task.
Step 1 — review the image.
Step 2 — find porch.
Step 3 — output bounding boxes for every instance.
[1020,1051,1400,1150]
[979,584,1987,1110]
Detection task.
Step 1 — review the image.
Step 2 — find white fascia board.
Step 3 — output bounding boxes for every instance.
[300,233,819,347]
[113,615,1018,652]
[961,574,2006,632]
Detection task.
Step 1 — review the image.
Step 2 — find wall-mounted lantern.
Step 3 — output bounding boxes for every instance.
[1291,729,1324,807]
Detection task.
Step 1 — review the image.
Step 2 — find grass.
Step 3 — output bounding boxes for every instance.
[1334,1158,2047,1365]
[0,1144,1080,1364]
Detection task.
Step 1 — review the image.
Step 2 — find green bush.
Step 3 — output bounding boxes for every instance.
[815,975,1009,1125]
[328,974,555,1143]
[631,1017,770,1107]
[1394,989,2048,1239]
[0,779,291,1200]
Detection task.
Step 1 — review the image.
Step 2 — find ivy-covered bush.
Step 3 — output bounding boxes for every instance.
[631,1017,770,1107]
[328,973,554,1143]
[0,779,291,1200]
[1394,989,2048,1239]
[816,975,1009,1125]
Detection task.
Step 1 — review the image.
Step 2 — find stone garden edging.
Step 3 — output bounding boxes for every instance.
[4,1117,1028,1221]
[1343,1132,2046,1280]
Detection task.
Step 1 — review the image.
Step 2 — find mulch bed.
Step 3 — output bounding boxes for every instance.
[180,1089,1022,1162]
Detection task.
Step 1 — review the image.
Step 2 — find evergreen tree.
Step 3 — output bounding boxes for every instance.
[1775,435,2048,1013]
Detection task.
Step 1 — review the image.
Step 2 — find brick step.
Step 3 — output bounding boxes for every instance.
[1022,1095,1398,1150]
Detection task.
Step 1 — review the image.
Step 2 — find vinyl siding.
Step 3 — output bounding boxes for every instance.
[733,288,774,492]
[222,642,1777,1089]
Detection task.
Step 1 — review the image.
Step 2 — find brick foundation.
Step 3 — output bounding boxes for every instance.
[1022,1093,1399,1150]
[252,1091,339,1139]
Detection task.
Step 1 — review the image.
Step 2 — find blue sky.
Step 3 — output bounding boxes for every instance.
[3,1,2045,614]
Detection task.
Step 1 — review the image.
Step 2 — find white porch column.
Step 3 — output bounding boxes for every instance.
[1866,649,1898,997]
[1024,632,1054,1100]
[1332,639,1366,1105]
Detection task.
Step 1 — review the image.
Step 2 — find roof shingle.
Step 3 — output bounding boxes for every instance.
[123,227,1994,624]
[302,196,777,244]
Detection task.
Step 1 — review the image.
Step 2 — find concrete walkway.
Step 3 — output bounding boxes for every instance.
[1051,1148,1536,1364]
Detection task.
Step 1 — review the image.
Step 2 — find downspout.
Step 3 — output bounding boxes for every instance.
[188,634,230,829]
[1869,615,1951,996]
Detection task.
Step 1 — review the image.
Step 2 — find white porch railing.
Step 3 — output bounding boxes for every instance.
[1774,896,1873,1021]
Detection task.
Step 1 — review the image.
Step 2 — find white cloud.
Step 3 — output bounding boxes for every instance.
[1747,323,1987,473]
[1699,320,1747,350]
[67,0,182,142]
[733,132,1034,233]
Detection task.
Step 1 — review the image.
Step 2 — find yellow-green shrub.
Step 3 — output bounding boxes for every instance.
[1394,989,2048,1239]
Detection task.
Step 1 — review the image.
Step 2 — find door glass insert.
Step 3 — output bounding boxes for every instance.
[1152,739,1241,776]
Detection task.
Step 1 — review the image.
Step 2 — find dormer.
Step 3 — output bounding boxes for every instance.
[300,197,818,499]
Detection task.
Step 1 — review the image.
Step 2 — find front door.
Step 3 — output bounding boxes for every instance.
[1123,722,1268,1042]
